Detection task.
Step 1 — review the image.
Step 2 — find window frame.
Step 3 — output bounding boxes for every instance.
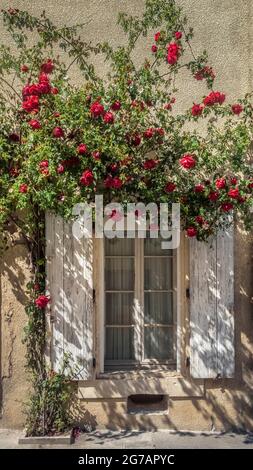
[94,236,181,375]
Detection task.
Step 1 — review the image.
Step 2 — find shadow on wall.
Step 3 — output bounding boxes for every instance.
[1,222,253,432]
[0,230,31,427]
[74,227,253,433]
[1,248,30,306]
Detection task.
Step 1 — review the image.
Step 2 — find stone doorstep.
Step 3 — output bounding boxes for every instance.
[18,432,73,445]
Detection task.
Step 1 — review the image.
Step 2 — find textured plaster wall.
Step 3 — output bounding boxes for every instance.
[0,0,253,431]
[0,238,30,429]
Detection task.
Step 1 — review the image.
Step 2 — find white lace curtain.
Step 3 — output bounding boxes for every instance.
[105,236,174,364]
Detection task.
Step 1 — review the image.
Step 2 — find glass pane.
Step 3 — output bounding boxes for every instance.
[144,292,173,324]
[144,258,172,290]
[105,258,134,290]
[144,327,174,360]
[144,236,172,256]
[105,327,136,360]
[106,292,134,325]
[105,237,134,256]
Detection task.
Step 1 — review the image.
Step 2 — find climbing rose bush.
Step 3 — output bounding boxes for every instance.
[0,0,252,242]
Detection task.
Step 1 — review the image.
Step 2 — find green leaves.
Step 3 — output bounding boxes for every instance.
[0,2,252,241]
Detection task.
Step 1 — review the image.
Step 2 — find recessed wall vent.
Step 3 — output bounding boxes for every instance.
[127,394,168,414]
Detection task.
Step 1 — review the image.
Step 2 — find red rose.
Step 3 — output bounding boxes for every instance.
[132,134,142,146]
[203,91,225,106]
[41,168,50,176]
[164,103,172,110]
[22,83,31,96]
[39,72,50,83]
[9,133,20,142]
[167,42,180,65]
[80,169,94,186]
[194,66,215,81]
[61,157,79,168]
[39,160,49,175]
[230,177,237,185]
[221,202,233,212]
[194,184,205,193]
[186,227,197,238]
[231,104,243,115]
[104,176,113,188]
[57,164,65,174]
[143,159,158,170]
[154,32,161,42]
[112,177,123,189]
[228,188,240,199]
[103,111,115,123]
[22,95,39,113]
[19,183,28,193]
[22,84,38,96]
[35,295,50,309]
[179,154,196,170]
[151,44,158,53]
[54,112,60,118]
[195,216,204,225]
[9,167,19,177]
[41,59,54,74]
[77,143,88,155]
[37,73,51,94]
[174,31,182,40]
[92,151,101,160]
[39,160,49,169]
[29,119,41,130]
[51,87,59,95]
[143,128,154,139]
[90,100,105,117]
[52,126,64,138]
[165,182,176,193]
[191,103,203,116]
[111,101,121,111]
[195,70,204,80]
[167,53,178,65]
[21,64,29,72]
[109,163,118,172]
[167,43,180,54]
[215,178,226,190]
[156,127,165,136]
[208,191,219,201]
[38,81,51,95]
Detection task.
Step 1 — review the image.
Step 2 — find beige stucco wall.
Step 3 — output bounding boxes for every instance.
[0,239,30,429]
[0,0,253,431]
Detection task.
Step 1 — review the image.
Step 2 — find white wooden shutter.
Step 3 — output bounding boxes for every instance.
[189,227,234,379]
[46,212,93,380]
